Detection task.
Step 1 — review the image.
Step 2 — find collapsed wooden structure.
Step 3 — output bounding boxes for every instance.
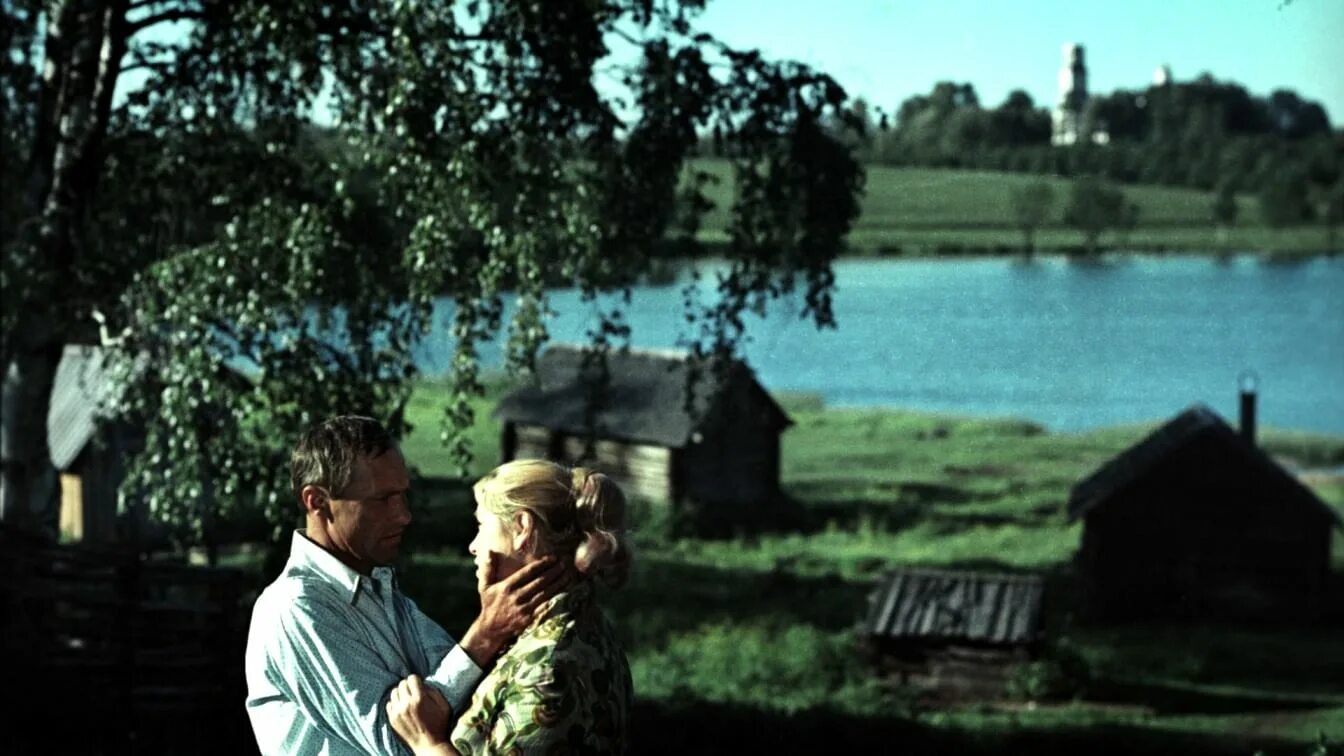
[858,568,1046,700]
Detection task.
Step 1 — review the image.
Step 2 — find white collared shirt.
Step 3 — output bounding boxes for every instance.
[245,530,481,755]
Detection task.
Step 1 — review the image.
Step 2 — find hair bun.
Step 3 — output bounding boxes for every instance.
[570,467,631,589]
[474,459,633,591]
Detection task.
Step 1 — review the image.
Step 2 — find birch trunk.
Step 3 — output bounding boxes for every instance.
[1,0,127,533]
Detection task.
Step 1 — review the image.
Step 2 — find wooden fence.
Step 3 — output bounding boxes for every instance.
[1,525,254,754]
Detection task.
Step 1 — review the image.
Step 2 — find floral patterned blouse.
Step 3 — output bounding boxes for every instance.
[450,580,632,755]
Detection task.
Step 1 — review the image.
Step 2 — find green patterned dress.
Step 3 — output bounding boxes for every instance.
[450,580,632,755]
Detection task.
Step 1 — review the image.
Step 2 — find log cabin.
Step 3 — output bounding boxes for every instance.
[1068,402,1340,619]
[494,345,791,522]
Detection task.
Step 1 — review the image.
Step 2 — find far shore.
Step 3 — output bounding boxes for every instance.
[686,162,1341,259]
[837,242,1341,259]
[686,233,1341,260]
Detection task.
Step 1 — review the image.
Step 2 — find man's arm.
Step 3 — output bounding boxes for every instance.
[387,675,461,756]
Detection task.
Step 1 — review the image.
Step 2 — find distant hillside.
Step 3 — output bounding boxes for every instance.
[686,160,1333,254]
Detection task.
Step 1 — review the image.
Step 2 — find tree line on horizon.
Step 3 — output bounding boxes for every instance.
[710,76,1342,235]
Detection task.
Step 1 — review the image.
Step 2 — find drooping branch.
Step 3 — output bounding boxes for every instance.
[118,58,170,74]
[125,6,204,36]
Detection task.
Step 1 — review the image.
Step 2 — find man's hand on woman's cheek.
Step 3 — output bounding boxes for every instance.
[459,553,570,667]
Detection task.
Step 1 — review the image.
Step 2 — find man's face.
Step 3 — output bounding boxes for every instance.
[325,449,413,573]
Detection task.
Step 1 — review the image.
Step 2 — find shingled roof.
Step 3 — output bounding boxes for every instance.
[494,344,790,448]
[1067,404,1341,527]
[861,568,1045,646]
[48,345,119,471]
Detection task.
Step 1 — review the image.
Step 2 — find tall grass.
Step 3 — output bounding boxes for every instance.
[395,382,1344,749]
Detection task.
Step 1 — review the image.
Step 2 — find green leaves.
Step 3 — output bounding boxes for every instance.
[8,0,861,554]
[113,190,416,548]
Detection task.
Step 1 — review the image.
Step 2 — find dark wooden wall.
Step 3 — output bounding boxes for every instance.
[507,422,675,503]
[680,379,782,506]
[1077,438,1332,618]
[59,426,134,544]
[501,376,785,513]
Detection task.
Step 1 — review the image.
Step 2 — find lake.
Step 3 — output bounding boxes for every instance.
[414,254,1344,436]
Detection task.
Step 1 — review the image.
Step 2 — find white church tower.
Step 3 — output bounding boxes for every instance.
[1052,43,1088,145]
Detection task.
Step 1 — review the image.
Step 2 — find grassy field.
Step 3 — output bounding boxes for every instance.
[686,160,1338,256]
[392,380,1344,755]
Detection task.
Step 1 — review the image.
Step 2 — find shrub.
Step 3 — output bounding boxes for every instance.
[628,495,696,544]
[1063,176,1138,254]
[1006,660,1072,701]
[1006,640,1091,701]
[1309,732,1343,756]
[632,622,895,716]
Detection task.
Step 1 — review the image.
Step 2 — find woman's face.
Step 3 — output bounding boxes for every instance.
[468,500,528,590]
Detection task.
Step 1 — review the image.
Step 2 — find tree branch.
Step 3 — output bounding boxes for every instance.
[610,26,643,47]
[119,59,171,74]
[126,8,205,36]
[120,38,176,76]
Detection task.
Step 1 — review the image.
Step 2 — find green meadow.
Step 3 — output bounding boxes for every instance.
[389,379,1344,754]
[687,160,1337,256]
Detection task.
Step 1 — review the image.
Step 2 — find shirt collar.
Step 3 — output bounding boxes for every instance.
[288,529,389,603]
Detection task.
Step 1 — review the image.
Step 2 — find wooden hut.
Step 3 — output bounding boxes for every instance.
[41,344,253,546]
[494,345,791,514]
[858,568,1046,700]
[1067,404,1340,620]
[48,344,138,543]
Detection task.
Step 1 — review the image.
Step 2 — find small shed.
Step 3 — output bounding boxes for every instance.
[858,568,1046,699]
[1067,404,1341,619]
[494,345,791,511]
[49,345,138,543]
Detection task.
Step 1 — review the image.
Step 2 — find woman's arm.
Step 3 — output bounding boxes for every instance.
[386,675,461,756]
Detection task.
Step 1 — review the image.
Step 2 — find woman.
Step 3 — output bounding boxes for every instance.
[387,459,634,755]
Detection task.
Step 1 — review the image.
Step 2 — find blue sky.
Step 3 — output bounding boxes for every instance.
[691,0,1344,124]
[123,1,1342,126]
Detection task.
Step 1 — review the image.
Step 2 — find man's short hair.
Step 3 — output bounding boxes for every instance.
[290,415,396,502]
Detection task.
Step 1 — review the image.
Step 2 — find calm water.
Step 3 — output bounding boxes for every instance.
[414,255,1344,435]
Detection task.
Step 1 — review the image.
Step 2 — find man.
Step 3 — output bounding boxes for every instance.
[245,415,565,755]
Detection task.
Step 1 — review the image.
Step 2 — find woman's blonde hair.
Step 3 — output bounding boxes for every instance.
[473,459,632,589]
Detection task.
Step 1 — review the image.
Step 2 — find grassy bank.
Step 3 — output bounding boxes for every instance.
[687,160,1339,256]
[396,380,1344,753]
